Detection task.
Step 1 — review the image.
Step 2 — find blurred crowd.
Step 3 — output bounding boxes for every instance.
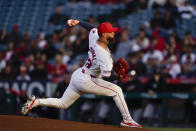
[0,0,196,127]
[0,0,196,82]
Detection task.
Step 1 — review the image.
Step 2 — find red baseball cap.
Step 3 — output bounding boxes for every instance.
[98,22,118,34]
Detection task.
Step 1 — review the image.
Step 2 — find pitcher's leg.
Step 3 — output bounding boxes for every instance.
[87,78,142,127]
[38,86,81,109]
[112,89,133,121]
[22,70,82,115]
[81,77,133,122]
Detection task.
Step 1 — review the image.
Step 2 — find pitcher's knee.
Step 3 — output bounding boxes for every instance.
[59,98,69,109]
[113,85,123,95]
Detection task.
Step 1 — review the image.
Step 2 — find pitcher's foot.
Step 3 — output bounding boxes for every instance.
[120,120,142,128]
[21,95,38,115]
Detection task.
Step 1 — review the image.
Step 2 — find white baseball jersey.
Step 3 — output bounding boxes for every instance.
[82,28,113,78]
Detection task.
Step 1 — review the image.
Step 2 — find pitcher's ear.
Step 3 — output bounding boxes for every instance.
[102,33,107,37]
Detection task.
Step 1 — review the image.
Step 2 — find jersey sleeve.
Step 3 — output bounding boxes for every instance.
[79,21,95,31]
[98,55,113,77]
[89,28,99,47]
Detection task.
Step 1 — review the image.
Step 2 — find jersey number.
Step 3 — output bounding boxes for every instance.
[85,57,92,69]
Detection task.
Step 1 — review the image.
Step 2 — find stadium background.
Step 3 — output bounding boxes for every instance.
[0,0,196,129]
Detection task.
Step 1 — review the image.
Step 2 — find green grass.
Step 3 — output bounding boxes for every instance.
[149,128,196,131]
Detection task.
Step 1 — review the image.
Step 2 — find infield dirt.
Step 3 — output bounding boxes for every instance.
[0,115,160,131]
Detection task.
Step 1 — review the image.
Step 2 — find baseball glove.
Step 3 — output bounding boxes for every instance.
[113,57,129,79]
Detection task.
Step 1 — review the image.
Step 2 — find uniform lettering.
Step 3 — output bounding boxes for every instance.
[89,47,96,61]
[85,57,92,69]
[85,47,96,69]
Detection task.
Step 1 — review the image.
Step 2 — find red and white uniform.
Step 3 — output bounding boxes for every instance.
[37,28,134,122]
[82,28,113,78]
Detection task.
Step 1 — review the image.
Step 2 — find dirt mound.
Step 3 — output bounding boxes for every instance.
[0,115,159,131]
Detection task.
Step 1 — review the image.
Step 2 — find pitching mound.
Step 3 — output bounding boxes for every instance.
[0,115,159,131]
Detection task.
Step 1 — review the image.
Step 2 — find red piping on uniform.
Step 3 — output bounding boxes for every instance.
[90,76,128,117]
[27,97,36,113]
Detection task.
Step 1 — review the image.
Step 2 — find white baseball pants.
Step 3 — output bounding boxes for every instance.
[38,68,133,122]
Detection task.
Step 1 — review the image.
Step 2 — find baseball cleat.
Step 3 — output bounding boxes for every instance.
[21,95,38,115]
[120,120,142,128]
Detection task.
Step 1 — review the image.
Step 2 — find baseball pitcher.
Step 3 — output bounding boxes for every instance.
[21,19,142,128]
